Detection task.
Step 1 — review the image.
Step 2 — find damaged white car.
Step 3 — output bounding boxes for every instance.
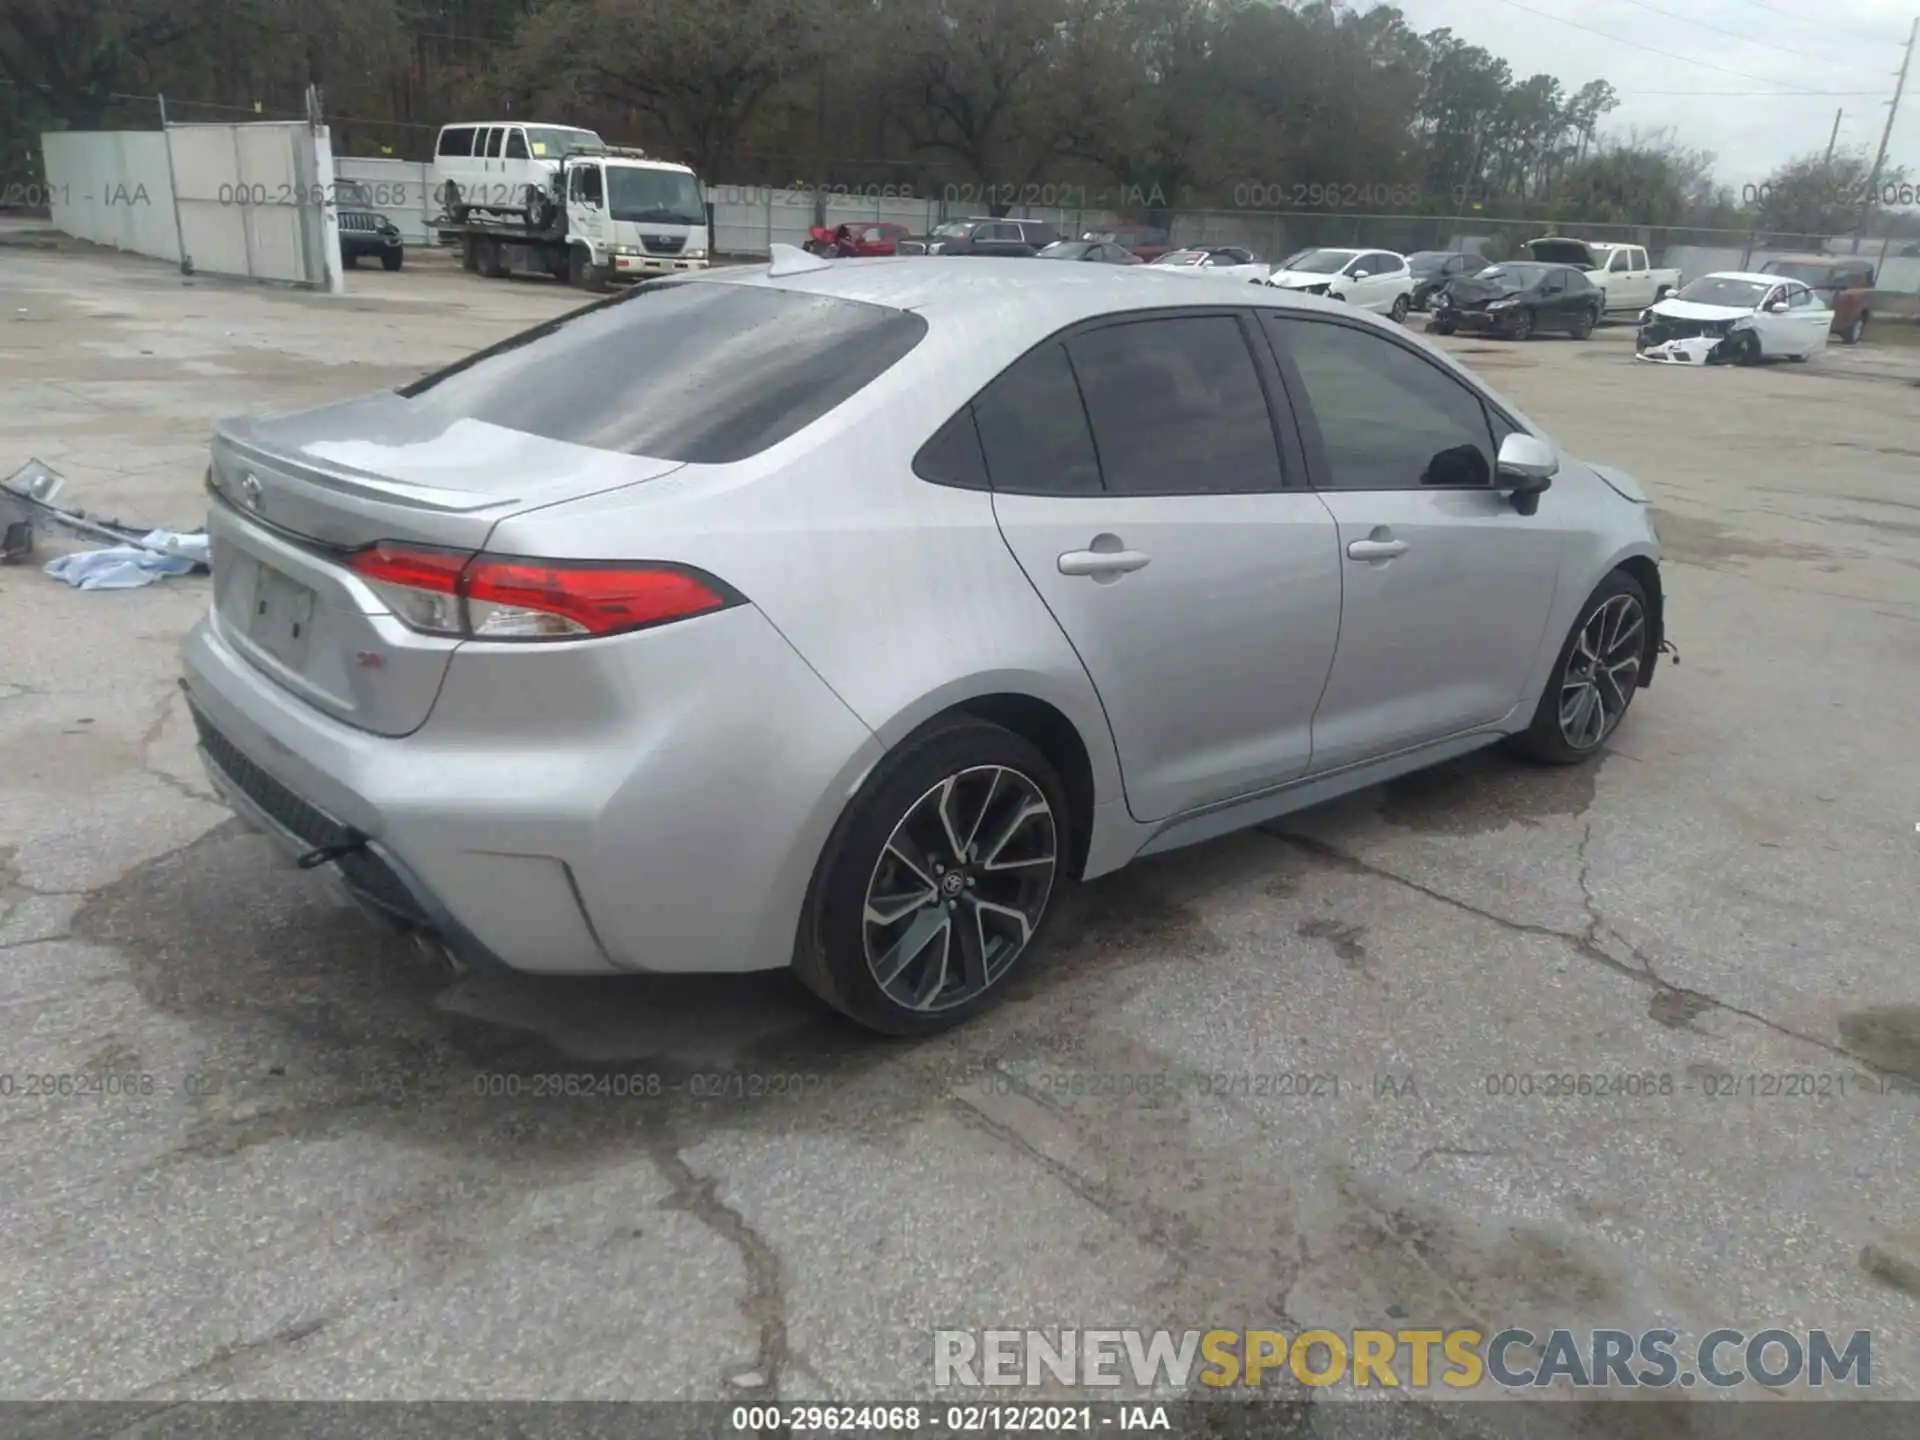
[1635,272,1834,366]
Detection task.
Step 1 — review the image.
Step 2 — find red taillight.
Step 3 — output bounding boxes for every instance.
[345,543,734,641]
[350,542,468,593]
[464,557,729,637]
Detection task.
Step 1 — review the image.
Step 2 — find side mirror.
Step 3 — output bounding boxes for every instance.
[1495,433,1557,515]
[1764,299,1786,313]
[1351,269,1371,279]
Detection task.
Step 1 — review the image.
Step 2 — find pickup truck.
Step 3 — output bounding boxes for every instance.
[1523,237,1680,314]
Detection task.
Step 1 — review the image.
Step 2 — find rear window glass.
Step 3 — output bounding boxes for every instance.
[437,127,474,158]
[396,282,929,464]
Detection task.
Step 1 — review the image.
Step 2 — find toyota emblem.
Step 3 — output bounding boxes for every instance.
[239,473,263,510]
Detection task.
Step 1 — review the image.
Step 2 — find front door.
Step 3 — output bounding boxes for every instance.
[1259,312,1568,772]
[981,311,1344,823]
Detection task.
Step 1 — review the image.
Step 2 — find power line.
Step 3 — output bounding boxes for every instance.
[1720,0,1909,46]
[1614,88,1894,96]
[1485,0,1868,93]
[1606,0,1857,66]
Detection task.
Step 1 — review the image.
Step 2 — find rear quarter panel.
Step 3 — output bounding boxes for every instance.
[482,334,1130,852]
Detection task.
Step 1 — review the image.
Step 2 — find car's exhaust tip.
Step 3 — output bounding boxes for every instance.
[410,929,469,977]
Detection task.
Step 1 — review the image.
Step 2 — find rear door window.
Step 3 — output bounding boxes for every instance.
[398,283,929,464]
[1066,314,1284,496]
[972,343,1103,496]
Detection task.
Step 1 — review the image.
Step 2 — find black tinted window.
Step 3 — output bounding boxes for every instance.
[398,283,928,465]
[1066,315,1283,496]
[504,128,530,159]
[1267,316,1494,490]
[973,343,1102,496]
[914,408,989,490]
[437,128,473,158]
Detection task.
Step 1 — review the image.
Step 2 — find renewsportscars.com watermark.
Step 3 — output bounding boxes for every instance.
[934,1327,1873,1391]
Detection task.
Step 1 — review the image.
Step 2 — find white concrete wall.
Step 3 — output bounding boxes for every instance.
[708,185,1123,255]
[1662,245,1920,292]
[42,122,339,286]
[39,131,181,263]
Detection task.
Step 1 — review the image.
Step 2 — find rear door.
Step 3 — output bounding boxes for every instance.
[1259,312,1567,771]
[982,310,1343,822]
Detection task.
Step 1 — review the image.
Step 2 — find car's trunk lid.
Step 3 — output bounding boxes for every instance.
[207,394,685,736]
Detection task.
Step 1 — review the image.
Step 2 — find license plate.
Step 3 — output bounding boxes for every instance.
[247,562,316,669]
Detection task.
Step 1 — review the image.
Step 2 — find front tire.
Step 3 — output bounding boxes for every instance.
[381,247,403,272]
[1506,571,1651,765]
[794,720,1070,1036]
[1507,308,1535,341]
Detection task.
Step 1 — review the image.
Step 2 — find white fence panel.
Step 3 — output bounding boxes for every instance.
[169,122,331,285]
[39,131,181,262]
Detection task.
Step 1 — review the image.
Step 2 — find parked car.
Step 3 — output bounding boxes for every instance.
[1265,248,1415,320]
[182,258,1667,1035]
[1757,255,1875,344]
[431,120,607,222]
[1427,262,1602,340]
[805,222,911,258]
[895,217,1059,257]
[1406,250,1484,310]
[1635,271,1833,365]
[1037,239,1142,265]
[1149,246,1270,283]
[1522,237,1679,315]
[335,182,404,271]
[1082,225,1173,261]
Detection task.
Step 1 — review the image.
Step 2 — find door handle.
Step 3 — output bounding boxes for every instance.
[1059,547,1151,577]
[1347,538,1408,561]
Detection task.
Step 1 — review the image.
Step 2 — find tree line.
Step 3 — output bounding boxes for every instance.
[1,0,1912,242]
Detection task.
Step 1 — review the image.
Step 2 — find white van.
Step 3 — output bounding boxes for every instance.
[431,121,606,221]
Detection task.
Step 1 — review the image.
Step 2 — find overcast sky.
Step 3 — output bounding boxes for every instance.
[1392,0,1918,189]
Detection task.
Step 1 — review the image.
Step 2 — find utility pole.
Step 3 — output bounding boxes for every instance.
[1824,108,1842,165]
[1853,16,1916,254]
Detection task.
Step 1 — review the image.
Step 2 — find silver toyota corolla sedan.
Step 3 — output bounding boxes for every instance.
[181,251,1667,1034]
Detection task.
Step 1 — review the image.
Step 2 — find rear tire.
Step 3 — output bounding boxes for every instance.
[1842,315,1865,345]
[1569,305,1598,340]
[476,237,508,280]
[1428,317,1455,336]
[793,719,1071,1036]
[1389,293,1410,324]
[1505,571,1651,766]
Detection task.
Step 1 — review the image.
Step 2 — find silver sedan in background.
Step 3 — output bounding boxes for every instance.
[182,251,1666,1035]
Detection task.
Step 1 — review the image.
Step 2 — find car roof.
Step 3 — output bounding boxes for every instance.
[1697,270,1792,285]
[1766,254,1862,268]
[698,254,1360,332]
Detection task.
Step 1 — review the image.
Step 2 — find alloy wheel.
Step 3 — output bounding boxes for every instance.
[1558,594,1646,750]
[861,766,1058,1013]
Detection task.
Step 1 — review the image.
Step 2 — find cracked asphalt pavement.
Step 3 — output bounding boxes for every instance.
[1,237,1916,1426]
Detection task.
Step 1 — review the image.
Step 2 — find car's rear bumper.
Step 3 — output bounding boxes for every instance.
[180,600,884,976]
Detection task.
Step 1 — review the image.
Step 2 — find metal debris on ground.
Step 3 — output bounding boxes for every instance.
[2,458,210,585]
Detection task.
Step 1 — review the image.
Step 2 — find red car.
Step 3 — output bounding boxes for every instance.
[805,222,910,258]
[1083,225,1174,262]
